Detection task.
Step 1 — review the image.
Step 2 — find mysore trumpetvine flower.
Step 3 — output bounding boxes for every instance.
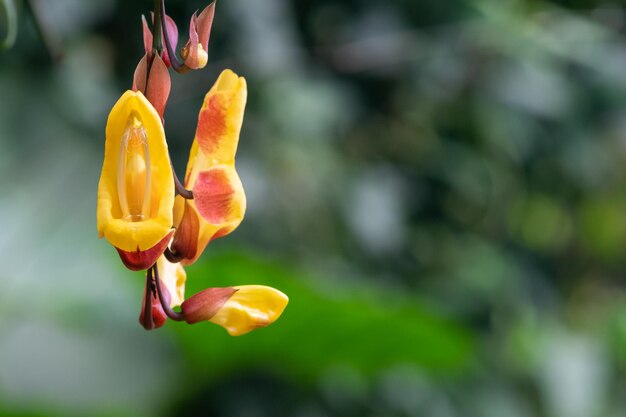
[97,90,175,271]
[182,285,289,336]
[96,0,288,334]
[171,69,247,265]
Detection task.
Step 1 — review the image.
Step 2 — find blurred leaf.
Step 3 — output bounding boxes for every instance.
[579,197,626,262]
[176,251,475,382]
[509,193,572,253]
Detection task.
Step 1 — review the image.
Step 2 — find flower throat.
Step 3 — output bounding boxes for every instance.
[117,112,152,222]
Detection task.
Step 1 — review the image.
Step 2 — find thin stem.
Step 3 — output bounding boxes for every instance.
[164,247,184,263]
[154,264,186,322]
[160,0,184,71]
[143,0,164,98]
[141,267,155,329]
[172,160,193,199]
[152,0,163,56]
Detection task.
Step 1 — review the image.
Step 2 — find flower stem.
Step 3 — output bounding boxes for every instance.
[152,0,163,56]
[141,268,155,330]
[164,247,184,263]
[171,160,193,199]
[153,264,186,322]
[159,0,184,71]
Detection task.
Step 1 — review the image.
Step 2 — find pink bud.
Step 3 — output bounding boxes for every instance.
[132,54,171,121]
[162,14,179,67]
[142,13,179,67]
[181,287,238,324]
[180,2,215,70]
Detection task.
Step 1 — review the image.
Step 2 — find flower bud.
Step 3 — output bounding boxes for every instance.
[181,2,215,70]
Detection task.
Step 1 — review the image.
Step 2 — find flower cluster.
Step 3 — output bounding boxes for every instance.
[96,1,288,334]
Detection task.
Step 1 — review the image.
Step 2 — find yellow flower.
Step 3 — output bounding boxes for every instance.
[171,69,247,264]
[181,285,289,336]
[97,90,175,270]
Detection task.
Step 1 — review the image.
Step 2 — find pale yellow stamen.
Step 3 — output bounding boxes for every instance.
[117,113,152,222]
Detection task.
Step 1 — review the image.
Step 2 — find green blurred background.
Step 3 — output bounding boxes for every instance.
[1,0,626,416]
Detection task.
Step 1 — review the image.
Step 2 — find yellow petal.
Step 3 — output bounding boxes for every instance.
[97,90,175,251]
[185,69,247,184]
[156,256,186,308]
[209,285,288,336]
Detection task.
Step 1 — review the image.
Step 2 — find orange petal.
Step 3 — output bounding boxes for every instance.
[194,168,237,224]
[194,71,246,162]
[196,94,227,156]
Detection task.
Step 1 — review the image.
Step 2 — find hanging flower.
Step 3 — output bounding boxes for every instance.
[171,69,247,265]
[181,285,289,336]
[98,1,288,334]
[97,90,175,270]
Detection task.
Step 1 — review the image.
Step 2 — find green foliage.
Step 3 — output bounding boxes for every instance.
[177,251,475,381]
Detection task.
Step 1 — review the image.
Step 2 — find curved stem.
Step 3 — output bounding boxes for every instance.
[160,0,184,71]
[171,160,193,199]
[174,172,194,199]
[164,247,184,263]
[141,267,155,329]
[153,264,186,322]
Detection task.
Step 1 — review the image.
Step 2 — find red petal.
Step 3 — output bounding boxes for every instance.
[116,230,174,271]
